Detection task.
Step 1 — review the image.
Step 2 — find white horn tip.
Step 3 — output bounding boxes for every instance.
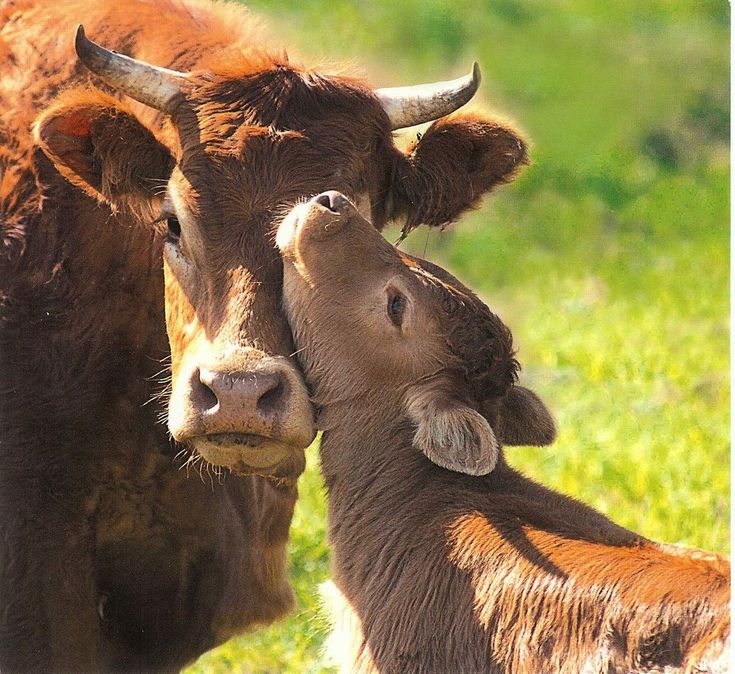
[377,61,484,130]
[471,62,482,89]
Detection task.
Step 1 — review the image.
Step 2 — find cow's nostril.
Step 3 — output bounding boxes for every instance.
[194,368,219,412]
[189,367,291,429]
[256,378,286,417]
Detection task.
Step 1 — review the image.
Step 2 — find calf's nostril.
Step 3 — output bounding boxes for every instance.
[314,192,335,211]
[330,193,349,213]
[313,190,350,215]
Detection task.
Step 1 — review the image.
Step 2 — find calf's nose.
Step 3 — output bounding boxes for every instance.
[313,190,351,214]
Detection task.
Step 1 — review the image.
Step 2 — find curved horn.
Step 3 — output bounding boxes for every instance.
[376,62,481,130]
[75,25,187,113]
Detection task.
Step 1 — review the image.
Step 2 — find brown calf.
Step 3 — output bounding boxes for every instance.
[277,194,730,674]
[1,0,529,670]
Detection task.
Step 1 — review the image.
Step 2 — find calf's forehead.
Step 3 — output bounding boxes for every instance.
[398,254,518,396]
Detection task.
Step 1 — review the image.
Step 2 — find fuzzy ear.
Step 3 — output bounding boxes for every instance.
[405,385,499,476]
[34,89,174,207]
[488,386,556,447]
[389,112,528,232]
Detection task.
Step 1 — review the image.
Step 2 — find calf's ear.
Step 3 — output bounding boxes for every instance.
[389,113,528,232]
[487,386,556,447]
[34,89,174,211]
[405,384,499,476]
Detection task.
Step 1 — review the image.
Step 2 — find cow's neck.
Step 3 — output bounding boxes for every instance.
[1,170,171,459]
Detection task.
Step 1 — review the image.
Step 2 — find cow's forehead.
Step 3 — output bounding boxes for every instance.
[183,65,387,138]
[167,69,391,217]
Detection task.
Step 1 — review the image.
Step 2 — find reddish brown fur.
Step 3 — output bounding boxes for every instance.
[394,114,529,232]
[1,0,531,670]
[279,199,730,674]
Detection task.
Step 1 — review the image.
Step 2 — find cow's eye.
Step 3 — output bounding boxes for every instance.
[387,290,406,328]
[166,216,181,241]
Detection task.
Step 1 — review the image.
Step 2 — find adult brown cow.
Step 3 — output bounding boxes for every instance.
[0,0,528,670]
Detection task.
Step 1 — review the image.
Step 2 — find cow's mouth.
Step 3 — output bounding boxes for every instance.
[189,433,299,473]
[166,352,316,476]
[205,432,266,449]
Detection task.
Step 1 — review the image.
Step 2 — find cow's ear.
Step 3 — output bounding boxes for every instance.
[405,383,499,476]
[389,113,528,231]
[34,89,174,208]
[484,386,556,447]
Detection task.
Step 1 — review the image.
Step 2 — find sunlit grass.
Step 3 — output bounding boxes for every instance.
[186,2,728,671]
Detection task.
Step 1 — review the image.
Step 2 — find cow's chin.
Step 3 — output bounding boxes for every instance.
[190,433,303,477]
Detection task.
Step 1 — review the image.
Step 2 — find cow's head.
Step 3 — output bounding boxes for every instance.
[278,193,556,476]
[34,27,529,476]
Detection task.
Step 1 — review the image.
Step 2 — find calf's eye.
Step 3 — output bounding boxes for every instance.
[387,291,406,328]
[166,216,181,241]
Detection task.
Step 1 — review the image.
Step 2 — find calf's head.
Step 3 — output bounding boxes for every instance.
[34,27,528,474]
[278,193,556,475]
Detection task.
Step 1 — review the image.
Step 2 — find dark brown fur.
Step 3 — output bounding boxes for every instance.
[1,0,529,670]
[279,199,730,674]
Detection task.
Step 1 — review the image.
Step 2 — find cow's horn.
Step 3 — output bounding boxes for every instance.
[75,25,187,113]
[375,63,481,130]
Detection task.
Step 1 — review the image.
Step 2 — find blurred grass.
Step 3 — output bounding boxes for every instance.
[187,1,729,672]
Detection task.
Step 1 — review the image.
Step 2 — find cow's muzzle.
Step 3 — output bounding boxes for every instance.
[168,353,315,474]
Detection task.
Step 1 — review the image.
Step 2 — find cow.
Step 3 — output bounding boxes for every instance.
[0,0,530,670]
[276,192,730,674]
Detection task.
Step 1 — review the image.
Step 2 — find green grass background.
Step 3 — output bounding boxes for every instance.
[187,2,729,671]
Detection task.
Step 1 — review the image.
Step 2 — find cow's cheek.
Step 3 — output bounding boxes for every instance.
[163,244,205,379]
